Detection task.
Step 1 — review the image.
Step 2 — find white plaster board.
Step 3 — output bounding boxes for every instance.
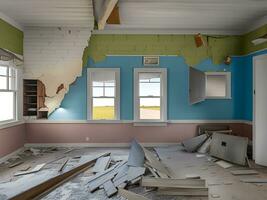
[23,27,92,114]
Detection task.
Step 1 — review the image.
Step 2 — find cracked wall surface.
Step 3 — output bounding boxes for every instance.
[84,24,267,67]
[23,27,92,115]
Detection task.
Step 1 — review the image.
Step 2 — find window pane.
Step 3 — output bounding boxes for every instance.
[105,82,115,87]
[0,76,7,89]
[140,82,160,96]
[93,98,115,120]
[139,72,161,96]
[105,87,115,97]
[206,75,227,97]
[139,73,160,82]
[140,98,160,119]
[93,87,103,97]
[93,81,103,87]
[0,66,7,76]
[92,71,115,84]
[0,92,14,121]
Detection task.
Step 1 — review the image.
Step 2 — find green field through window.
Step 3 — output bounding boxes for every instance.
[93,106,115,120]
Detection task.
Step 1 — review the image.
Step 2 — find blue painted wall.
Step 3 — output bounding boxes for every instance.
[50,50,267,121]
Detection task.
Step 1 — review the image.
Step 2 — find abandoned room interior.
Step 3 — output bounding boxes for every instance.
[0,0,267,199]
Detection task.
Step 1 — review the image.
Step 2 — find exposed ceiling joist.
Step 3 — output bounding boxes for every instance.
[97,0,118,30]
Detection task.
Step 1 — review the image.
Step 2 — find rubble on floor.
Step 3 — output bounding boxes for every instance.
[0,131,266,199]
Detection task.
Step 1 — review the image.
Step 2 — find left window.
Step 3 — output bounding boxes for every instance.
[87,68,120,120]
[0,65,17,123]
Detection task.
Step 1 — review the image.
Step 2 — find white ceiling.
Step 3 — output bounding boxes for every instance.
[101,0,267,34]
[0,0,266,34]
[0,0,94,28]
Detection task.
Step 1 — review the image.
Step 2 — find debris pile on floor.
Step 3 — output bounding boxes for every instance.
[0,127,265,199]
[181,125,250,166]
[0,141,211,199]
[85,139,209,199]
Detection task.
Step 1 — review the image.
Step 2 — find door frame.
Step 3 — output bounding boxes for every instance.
[253,54,267,160]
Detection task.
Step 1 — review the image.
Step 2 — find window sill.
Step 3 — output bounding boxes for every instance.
[205,97,232,100]
[133,121,167,127]
[0,120,24,130]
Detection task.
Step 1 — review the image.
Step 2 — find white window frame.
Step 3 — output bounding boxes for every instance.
[134,68,167,123]
[87,68,120,121]
[205,72,231,99]
[0,63,18,124]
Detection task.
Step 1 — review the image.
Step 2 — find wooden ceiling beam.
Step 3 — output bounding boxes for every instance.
[98,0,118,30]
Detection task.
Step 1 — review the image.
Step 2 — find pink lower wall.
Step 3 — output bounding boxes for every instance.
[0,124,26,157]
[0,122,252,157]
[25,122,252,144]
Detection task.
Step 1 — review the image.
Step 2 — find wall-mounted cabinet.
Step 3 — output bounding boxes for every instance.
[189,67,206,104]
[23,79,48,119]
[189,67,231,105]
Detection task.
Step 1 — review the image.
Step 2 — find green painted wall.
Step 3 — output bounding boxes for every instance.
[0,19,23,55]
[83,24,267,66]
[242,24,267,55]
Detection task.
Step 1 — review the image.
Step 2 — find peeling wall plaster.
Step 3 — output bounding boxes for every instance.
[83,24,267,66]
[23,27,92,114]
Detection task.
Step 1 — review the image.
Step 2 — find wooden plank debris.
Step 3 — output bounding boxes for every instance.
[230,170,258,175]
[58,158,69,172]
[19,165,31,172]
[157,187,208,196]
[103,180,117,197]
[145,164,159,178]
[127,166,146,182]
[46,156,66,165]
[63,148,74,154]
[186,174,201,179]
[128,139,145,167]
[142,147,173,177]
[215,160,233,169]
[197,137,212,154]
[88,171,116,192]
[14,163,46,176]
[118,188,150,200]
[92,156,111,173]
[8,152,110,200]
[9,161,24,168]
[182,134,208,152]
[113,164,129,182]
[88,161,127,192]
[130,177,142,185]
[88,161,125,183]
[240,178,267,183]
[145,161,168,178]
[141,177,206,188]
[113,174,128,187]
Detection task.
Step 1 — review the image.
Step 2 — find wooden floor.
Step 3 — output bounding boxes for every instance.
[0,145,267,200]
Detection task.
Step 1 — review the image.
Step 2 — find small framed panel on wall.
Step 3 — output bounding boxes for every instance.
[143,56,160,66]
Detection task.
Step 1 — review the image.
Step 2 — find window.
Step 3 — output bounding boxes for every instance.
[87,68,120,120]
[0,64,17,123]
[205,72,231,99]
[134,68,167,122]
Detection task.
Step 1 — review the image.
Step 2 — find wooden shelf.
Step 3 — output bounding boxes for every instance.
[23,79,47,119]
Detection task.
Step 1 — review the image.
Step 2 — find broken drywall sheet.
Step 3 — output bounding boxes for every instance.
[23,27,93,115]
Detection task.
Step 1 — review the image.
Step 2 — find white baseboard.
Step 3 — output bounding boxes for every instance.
[24,142,180,148]
[0,147,25,164]
[24,119,253,125]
